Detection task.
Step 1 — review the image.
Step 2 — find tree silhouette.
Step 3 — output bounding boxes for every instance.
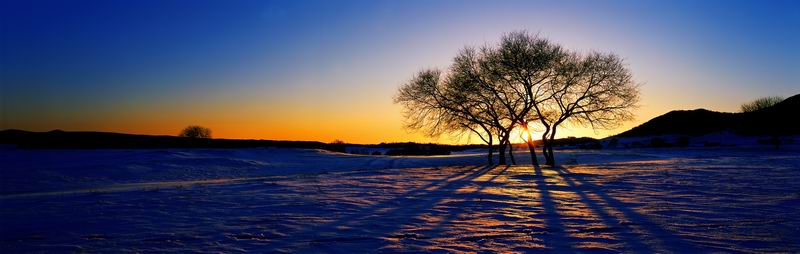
[740,96,783,113]
[179,125,212,138]
[396,31,639,166]
[536,51,639,165]
[479,31,565,166]
[395,69,502,164]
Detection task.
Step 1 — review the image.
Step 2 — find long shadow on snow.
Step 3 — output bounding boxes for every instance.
[379,164,578,252]
[268,165,495,250]
[530,164,576,252]
[378,166,513,251]
[552,166,702,252]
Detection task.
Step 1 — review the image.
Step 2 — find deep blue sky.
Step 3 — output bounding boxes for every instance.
[1,0,798,142]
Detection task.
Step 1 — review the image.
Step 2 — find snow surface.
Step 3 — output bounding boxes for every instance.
[1,147,799,252]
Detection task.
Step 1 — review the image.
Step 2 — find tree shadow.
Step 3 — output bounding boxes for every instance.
[531,164,575,251]
[379,164,578,252]
[548,165,651,251]
[402,165,511,229]
[266,163,702,252]
[381,165,515,252]
[551,165,701,252]
[376,164,702,252]
[269,165,496,251]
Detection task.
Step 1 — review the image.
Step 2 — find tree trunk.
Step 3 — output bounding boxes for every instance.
[546,127,558,166]
[541,129,553,166]
[525,125,539,166]
[542,143,553,165]
[498,142,507,165]
[507,141,516,165]
[497,133,507,165]
[487,136,494,165]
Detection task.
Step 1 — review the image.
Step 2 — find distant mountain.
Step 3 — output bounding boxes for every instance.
[615,94,800,138]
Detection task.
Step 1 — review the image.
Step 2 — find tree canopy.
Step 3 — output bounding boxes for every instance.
[179,125,212,139]
[396,31,640,166]
[740,96,783,113]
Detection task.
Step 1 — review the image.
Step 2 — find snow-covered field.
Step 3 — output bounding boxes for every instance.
[2,147,799,252]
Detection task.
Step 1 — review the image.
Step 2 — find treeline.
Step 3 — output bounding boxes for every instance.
[0,129,504,153]
[324,141,486,156]
[328,139,603,156]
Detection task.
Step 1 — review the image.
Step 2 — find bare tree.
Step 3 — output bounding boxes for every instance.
[536,51,640,165]
[480,31,566,166]
[396,31,639,167]
[448,47,521,165]
[179,125,212,138]
[395,69,501,164]
[740,96,783,113]
[443,31,565,166]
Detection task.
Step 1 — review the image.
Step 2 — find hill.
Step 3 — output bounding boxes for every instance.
[615,94,800,138]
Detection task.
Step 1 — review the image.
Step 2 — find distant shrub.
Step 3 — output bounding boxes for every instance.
[179,125,211,138]
[325,139,347,153]
[740,96,783,113]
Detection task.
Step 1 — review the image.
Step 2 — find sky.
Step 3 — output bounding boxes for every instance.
[1,0,798,144]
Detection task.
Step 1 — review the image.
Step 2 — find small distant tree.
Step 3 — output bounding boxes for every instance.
[179,125,212,138]
[740,96,783,113]
[326,139,348,153]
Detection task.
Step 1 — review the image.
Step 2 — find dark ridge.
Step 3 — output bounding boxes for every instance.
[0,129,600,152]
[615,93,800,137]
[0,129,326,149]
[0,129,489,151]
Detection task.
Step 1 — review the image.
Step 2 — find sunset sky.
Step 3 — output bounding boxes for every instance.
[2,0,798,144]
